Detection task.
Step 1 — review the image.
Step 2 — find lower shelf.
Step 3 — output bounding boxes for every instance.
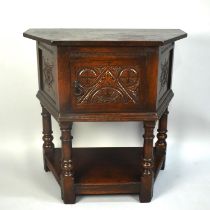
[45,147,164,195]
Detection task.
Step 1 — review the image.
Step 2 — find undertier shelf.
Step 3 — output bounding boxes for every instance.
[45,147,164,195]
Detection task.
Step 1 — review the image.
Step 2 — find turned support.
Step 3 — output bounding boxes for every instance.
[140,121,156,203]
[60,122,76,204]
[41,105,54,172]
[155,109,169,170]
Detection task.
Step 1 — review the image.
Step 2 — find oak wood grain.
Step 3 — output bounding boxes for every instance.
[24,28,187,204]
[23,29,187,46]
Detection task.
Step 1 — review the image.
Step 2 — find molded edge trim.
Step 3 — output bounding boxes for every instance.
[37,89,173,122]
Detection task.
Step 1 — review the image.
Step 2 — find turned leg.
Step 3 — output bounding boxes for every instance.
[155,109,169,170]
[140,121,156,203]
[41,105,54,172]
[60,122,76,204]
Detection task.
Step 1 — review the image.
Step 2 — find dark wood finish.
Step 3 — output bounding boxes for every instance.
[60,122,76,204]
[41,105,54,171]
[36,89,173,122]
[45,147,165,194]
[156,109,169,170]
[69,47,145,113]
[23,29,187,204]
[23,29,187,46]
[140,121,156,202]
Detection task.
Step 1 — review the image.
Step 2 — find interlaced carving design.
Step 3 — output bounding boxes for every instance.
[75,66,140,104]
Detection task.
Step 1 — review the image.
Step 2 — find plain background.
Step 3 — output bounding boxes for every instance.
[0,0,210,209]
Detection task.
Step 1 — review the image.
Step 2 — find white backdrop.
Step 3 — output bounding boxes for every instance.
[0,0,210,210]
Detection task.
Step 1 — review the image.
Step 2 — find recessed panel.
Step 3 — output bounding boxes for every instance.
[38,43,57,104]
[157,43,174,105]
[70,53,146,113]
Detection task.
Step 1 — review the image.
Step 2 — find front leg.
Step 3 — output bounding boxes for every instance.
[41,105,54,172]
[140,121,156,203]
[155,108,169,170]
[60,122,76,204]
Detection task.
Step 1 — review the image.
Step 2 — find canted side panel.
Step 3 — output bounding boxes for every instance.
[68,47,150,113]
[37,43,57,106]
[157,43,174,106]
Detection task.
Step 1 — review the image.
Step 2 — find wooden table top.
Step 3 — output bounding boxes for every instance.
[23,29,187,46]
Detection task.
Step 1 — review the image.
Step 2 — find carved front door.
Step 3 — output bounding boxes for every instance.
[69,49,147,113]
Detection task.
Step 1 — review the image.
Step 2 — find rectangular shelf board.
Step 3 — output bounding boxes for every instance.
[45,147,164,195]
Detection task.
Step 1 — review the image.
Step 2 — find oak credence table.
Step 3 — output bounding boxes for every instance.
[23,29,187,203]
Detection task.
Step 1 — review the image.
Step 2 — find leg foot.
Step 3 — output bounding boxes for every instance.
[140,121,156,203]
[44,158,50,172]
[140,171,154,203]
[161,158,166,170]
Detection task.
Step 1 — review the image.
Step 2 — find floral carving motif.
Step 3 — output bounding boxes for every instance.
[75,66,140,104]
[119,68,138,87]
[43,59,54,89]
[159,59,169,93]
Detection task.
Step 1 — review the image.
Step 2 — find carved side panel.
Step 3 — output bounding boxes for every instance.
[159,58,169,95]
[158,43,174,104]
[74,66,140,105]
[38,43,56,103]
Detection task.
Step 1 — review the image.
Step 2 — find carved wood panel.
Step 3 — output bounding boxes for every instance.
[39,44,56,103]
[158,44,174,103]
[159,58,169,94]
[73,65,140,105]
